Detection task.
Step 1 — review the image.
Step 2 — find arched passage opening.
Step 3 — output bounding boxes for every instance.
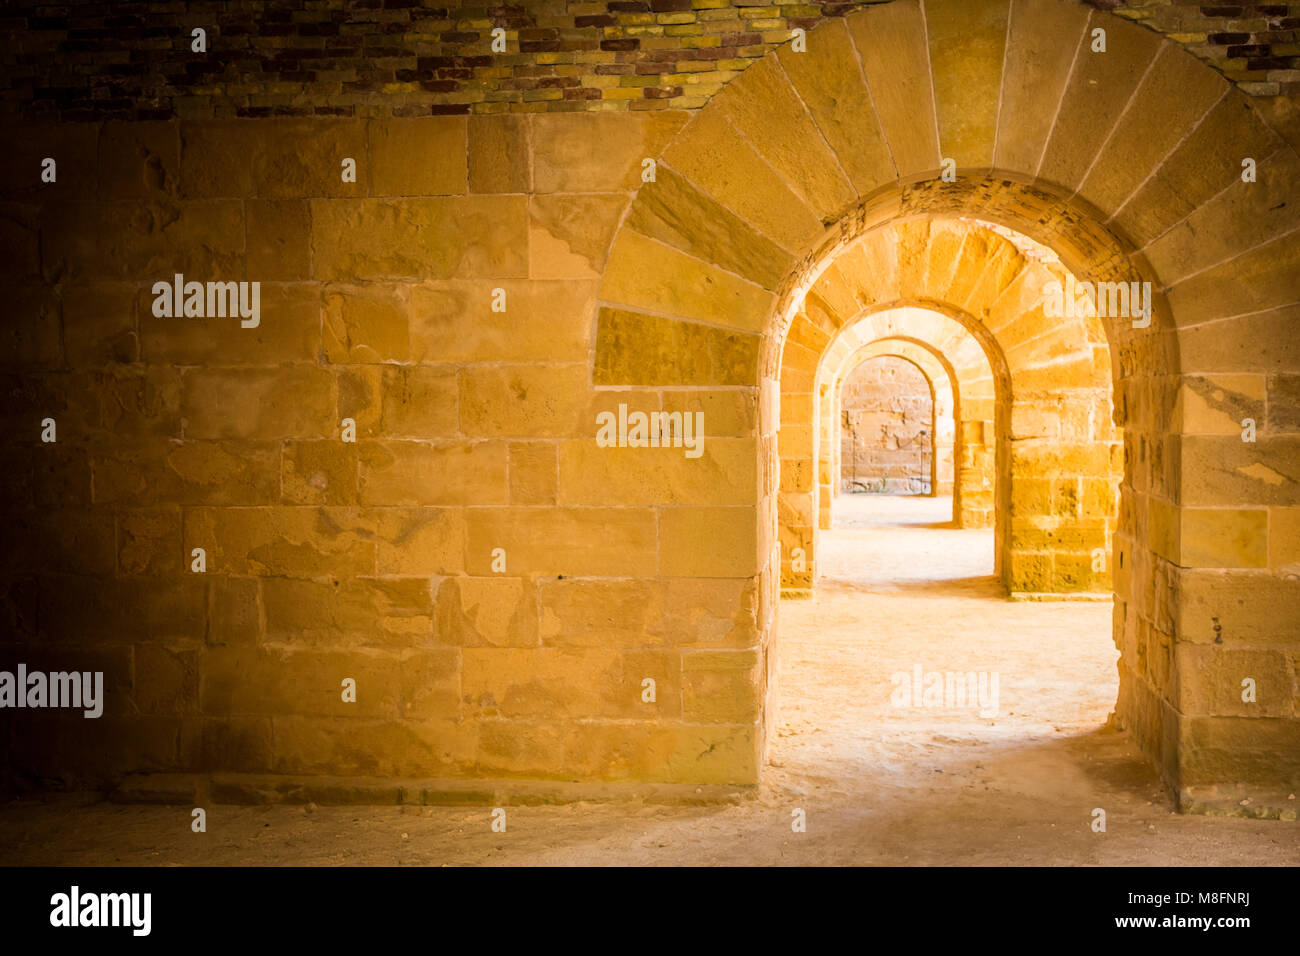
[837,355,936,496]
[779,220,1120,603]
[823,334,985,530]
[590,0,1300,810]
[834,350,950,498]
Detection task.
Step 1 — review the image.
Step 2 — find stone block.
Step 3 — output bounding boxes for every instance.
[369,118,467,196]
[359,441,507,507]
[410,279,595,364]
[775,17,893,196]
[185,506,377,578]
[312,197,528,280]
[662,105,822,254]
[509,441,557,505]
[602,227,774,330]
[846,0,941,178]
[528,193,627,279]
[926,0,1008,170]
[532,111,686,192]
[375,508,465,576]
[182,366,336,440]
[465,507,657,577]
[594,307,759,386]
[558,438,756,506]
[93,440,280,507]
[434,576,538,649]
[659,506,759,576]
[468,114,530,194]
[459,365,591,438]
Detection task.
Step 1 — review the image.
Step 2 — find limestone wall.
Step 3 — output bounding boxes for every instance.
[839,356,935,494]
[1,110,775,796]
[1,0,1297,813]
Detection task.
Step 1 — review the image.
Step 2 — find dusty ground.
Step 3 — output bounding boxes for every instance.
[2,495,1295,866]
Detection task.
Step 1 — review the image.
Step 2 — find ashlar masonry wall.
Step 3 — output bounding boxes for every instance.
[1,0,1298,814]
[2,110,774,798]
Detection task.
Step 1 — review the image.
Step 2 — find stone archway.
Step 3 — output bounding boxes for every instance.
[591,0,1300,806]
[778,217,1118,599]
[829,340,957,503]
[821,327,991,531]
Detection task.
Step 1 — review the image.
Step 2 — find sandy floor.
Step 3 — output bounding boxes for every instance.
[2,495,1296,866]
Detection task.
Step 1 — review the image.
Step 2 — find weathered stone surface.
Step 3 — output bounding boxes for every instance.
[1119,92,1283,246]
[380,367,459,439]
[263,576,434,647]
[1,282,63,371]
[1039,15,1161,193]
[1178,508,1269,569]
[323,284,410,363]
[712,56,857,221]
[1176,435,1300,508]
[601,228,774,331]
[186,507,377,578]
[369,118,467,197]
[116,509,183,576]
[181,119,367,199]
[245,200,312,281]
[460,365,590,438]
[532,111,686,193]
[623,165,792,292]
[93,441,281,506]
[62,284,137,366]
[926,0,1008,170]
[281,440,358,506]
[661,106,823,254]
[1147,148,1300,286]
[38,574,205,643]
[845,0,941,178]
[659,506,759,577]
[1077,45,1226,218]
[468,114,530,194]
[465,508,657,577]
[182,367,336,440]
[558,438,757,506]
[42,199,245,282]
[359,441,507,507]
[436,577,536,648]
[994,0,1090,174]
[207,577,261,645]
[141,283,320,366]
[775,17,894,197]
[509,442,557,506]
[375,509,464,576]
[410,279,594,364]
[312,198,528,280]
[682,649,761,723]
[538,579,665,649]
[594,307,759,386]
[271,716,476,778]
[528,194,626,280]
[0,124,99,201]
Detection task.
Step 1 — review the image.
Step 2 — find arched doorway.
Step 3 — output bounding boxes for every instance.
[591,0,1300,808]
[837,353,943,497]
